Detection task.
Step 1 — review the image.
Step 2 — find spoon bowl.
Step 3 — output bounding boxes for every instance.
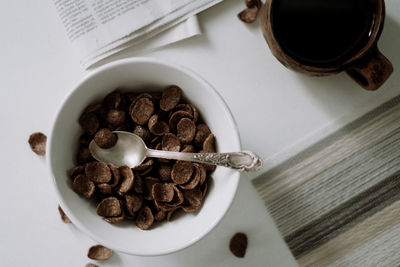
[89,131,147,167]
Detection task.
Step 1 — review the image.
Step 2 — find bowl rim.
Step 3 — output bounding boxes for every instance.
[47,57,242,256]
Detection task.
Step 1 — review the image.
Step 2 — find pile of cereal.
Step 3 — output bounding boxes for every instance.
[70,86,215,230]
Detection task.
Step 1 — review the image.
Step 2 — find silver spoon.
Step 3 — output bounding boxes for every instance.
[89,131,262,172]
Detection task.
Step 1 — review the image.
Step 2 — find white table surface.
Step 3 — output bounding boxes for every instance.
[1,0,399,266]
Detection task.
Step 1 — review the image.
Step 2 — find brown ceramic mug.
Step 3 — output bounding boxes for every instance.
[261,0,393,90]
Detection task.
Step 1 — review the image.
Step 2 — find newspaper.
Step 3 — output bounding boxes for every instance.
[53,0,223,68]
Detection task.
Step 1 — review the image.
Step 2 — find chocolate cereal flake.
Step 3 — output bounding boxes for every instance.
[133,125,152,144]
[238,0,261,24]
[201,182,208,198]
[190,104,199,123]
[148,114,170,136]
[229,233,248,258]
[97,183,112,195]
[158,164,172,182]
[172,185,185,205]
[160,85,182,111]
[125,194,143,215]
[167,208,179,221]
[69,165,85,180]
[152,183,174,202]
[58,205,71,223]
[162,133,181,152]
[107,163,120,188]
[182,145,196,153]
[182,189,202,212]
[105,109,126,127]
[194,124,211,147]
[132,93,153,105]
[173,103,193,114]
[177,118,196,144]
[94,128,117,149]
[129,97,154,125]
[154,184,184,211]
[28,132,47,156]
[96,197,121,217]
[133,158,154,172]
[139,164,154,177]
[85,162,112,183]
[202,134,216,153]
[154,210,167,221]
[117,165,134,194]
[154,200,178,212]
[104,91,123,110]
[132,175,144,193]
[104,212,125,224]
[179,164,201,190]
[73,174,95,198]
[87,245,113,261]
[195,163,207,185]
[173,103,198,124]
[169,110,193,131]
[144,177,159,200]
[136,205,154,230]
[85,263,99,267]
[171,161,193,184]
[238,6,259,23]
[79,112,99,136]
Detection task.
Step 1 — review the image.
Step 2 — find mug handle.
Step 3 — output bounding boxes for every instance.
[346,46,393,91]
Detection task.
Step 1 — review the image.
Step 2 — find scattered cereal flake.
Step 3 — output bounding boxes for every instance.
[28,132,47,155]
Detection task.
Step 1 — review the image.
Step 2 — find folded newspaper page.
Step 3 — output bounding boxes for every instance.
[53,0,223,68]
[87,16,201,68]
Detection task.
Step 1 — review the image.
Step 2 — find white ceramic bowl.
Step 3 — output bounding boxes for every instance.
[47,58,241,256]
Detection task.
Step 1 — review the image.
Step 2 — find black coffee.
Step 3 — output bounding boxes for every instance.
[271,0,374,67]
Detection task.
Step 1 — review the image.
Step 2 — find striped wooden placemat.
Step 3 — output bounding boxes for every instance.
[252,95,400,266]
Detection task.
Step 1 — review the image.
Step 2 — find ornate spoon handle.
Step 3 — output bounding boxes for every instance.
[146,149,262,172]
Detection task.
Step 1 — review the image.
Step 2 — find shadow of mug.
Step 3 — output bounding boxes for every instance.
[261,0,393,91]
